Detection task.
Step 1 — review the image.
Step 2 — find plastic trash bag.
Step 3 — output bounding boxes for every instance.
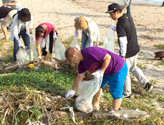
[70,36,80,50]
[75,77,103,113]
[54,39,66,60]
[115,0,128,9]
[16,42,38,64]
[103,27,115,53]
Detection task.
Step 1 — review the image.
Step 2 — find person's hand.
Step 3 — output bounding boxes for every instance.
[110,25,116,31]
[92,69,104,78]
[74,29,78,37]
[65,90,75,99]
[18,40,23,47]
[53,32,58,39]
[30,34,33,42]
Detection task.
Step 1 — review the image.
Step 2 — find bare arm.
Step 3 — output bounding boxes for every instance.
[100,54,111,73]
[4,1,18,7]
[36,40,41,56]
[29,29,32,34]
[72,73,85,91]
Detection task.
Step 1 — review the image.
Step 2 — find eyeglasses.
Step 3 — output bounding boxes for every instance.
[67,48,78,62]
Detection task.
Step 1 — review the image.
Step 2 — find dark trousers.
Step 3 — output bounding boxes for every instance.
[127,0,132,15]
[42,31,53,56]
[13,30,30,61]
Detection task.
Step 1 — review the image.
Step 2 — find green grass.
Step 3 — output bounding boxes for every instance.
[154,44,164,50]
[0,36,164,124]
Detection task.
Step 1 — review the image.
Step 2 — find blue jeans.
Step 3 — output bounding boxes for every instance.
[81,31,90,49]
[127,0,132,15]
[13,30,30,61]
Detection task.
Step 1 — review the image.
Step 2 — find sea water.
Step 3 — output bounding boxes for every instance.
[133,0,162,5]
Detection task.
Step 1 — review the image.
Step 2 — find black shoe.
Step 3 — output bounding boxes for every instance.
[122,94,131,99]
[144,82,153,92]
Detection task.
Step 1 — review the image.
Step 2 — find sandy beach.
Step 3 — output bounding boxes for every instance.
[0,0,164,93]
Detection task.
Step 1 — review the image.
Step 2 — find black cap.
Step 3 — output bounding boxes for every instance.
[106,3,121,13]
[18,8,31,22]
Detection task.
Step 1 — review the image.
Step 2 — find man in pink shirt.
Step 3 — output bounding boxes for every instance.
[35,22,58,61]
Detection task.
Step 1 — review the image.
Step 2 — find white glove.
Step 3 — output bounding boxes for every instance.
[110,25,116,31]
[18,40,23,47]
[65,90,75,99]
[74,29,78,37]
[53,32,58,39]
[92,69,104,78]
[38,56,42,59]
[30,34,33,42]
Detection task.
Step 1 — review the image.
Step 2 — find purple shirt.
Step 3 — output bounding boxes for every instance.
[78,47,125,76]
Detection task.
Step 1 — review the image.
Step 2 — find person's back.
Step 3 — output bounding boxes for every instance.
[117,13,140,58]
[0,6,13,18]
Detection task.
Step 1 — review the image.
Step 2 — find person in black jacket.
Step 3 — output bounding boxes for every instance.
[106,3,153,98]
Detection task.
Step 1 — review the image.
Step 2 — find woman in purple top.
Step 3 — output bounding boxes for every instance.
[64,46,128,110]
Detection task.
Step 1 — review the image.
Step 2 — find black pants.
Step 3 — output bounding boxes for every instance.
[42,31,53,56]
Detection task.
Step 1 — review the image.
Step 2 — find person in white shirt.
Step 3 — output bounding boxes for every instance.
[10,8,33,63]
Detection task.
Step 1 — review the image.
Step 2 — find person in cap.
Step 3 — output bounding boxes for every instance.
[106,3,153,98]
[74,16,100,49]
[35,22,58,61]
[10,8,33,63]
[0,6,17,40]
[65,46,128,110]
[2,0,21,11]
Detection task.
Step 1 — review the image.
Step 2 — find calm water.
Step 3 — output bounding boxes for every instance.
[133,0,162,4]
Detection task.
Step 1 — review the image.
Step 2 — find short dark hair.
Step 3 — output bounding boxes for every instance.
[113,9,122,13]
[35,25,44,39]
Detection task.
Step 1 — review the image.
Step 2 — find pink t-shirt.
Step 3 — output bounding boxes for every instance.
[35,22,55,41]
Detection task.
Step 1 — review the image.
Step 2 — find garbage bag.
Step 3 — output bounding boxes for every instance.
[16,42,38,64]
[70,36,80,50]
[54,39,66,60]
[75,77,102,113]
[103,27,115,53]
[115,0,128,9]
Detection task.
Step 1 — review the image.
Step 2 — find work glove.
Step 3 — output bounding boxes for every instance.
[30,34,34,42]
[53,32,58,39]
[110,25,116,31]
[92,69,104,78]
[38,56,42,59]
[18,40,23,47]
[65,90,75,99]
[74,29,78,37]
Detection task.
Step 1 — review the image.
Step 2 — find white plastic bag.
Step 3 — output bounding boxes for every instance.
[70,36,80,50]
[75,77,102,113]
[115,0,128,9]
[54,39,66,60]
[16,42,38,64]
[103,27,115,53]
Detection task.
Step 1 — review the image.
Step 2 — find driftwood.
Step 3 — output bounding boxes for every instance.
[154,51,164,61]
[57,109,148,122]
[0,59,58,73]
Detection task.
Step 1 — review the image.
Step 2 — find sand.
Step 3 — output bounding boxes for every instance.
[1,0,164,93]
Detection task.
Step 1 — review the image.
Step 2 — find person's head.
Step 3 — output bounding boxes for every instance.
[35,25,45,38]
[65,47,82,64]
[106,3,122,20]
[74,16,88,30]
[18,8,31,22]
